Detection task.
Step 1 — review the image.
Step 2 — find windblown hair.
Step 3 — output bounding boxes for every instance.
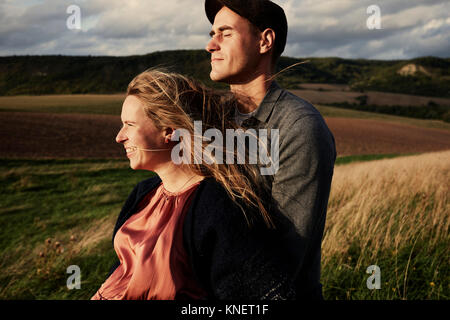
[126,69,274,228]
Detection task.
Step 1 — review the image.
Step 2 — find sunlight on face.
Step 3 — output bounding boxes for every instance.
[206,7,261,83]
[115,95,167,171]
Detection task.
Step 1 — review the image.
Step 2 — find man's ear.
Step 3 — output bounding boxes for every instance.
[260,28,275,54]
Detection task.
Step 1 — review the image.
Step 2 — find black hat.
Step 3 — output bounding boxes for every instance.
[205,0,288,59]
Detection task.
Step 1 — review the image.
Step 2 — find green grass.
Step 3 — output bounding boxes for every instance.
[0,157,447,299]
[322,238,449,300]
[0,159,152,299]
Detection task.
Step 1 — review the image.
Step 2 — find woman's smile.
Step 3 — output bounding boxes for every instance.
[125,146,136,158]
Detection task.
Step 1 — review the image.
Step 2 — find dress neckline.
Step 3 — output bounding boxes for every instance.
[160,180,202,198]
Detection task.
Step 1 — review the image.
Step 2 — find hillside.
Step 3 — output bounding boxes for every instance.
[1,51,449,97]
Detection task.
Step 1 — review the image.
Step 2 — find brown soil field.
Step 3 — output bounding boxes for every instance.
[291,85,450,107]
[0,112,123,159]
[324,118,450,156]
[1,112,450,159]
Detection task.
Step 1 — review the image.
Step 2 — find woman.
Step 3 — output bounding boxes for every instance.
[91,70,302,300]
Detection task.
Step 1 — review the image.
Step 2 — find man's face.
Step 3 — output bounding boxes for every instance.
[206,6,262,84]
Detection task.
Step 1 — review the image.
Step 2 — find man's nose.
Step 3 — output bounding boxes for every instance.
[206,37,219,53]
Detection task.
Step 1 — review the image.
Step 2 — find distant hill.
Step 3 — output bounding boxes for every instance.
[0,50,449,97]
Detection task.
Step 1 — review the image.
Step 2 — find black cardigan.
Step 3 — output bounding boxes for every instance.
[107,176,321,300]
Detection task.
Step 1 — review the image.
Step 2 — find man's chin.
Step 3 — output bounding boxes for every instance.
[210,70,231,84]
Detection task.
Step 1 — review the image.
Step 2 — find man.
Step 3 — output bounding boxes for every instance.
[204,0,337,299]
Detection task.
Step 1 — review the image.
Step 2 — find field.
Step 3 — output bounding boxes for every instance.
[291,85,450,107]
[0,153,447,299]
[0,94,449,300]
[323,151,449,299]
[1,95,450,159]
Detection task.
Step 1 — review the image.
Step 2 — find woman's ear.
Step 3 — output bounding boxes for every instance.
[163,127,175,143]
[260,28,275,54]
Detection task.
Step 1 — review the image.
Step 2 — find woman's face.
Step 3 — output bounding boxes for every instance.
[116,95,170,171]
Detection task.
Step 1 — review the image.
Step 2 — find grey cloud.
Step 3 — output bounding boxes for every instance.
[281,0,450,59]
[0,0,448,60]
[0,0,102,51]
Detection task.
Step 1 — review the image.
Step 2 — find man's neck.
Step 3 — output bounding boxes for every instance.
[230,74,273,114]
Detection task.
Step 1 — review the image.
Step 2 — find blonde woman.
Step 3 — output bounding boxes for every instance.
[91,70,302,300]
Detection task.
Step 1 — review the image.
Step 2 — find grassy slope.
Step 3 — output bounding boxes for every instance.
[0,152,448,299]
[323,150,449,300]
[1,53,449,97]
[0,94,448,299]
[0,159,152,299]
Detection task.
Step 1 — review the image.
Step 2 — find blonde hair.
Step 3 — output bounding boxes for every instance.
[126,69,274,228]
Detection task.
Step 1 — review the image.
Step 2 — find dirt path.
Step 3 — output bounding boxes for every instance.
[1,112,449,158]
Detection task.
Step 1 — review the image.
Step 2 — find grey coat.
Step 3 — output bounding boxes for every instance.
[241,81,337,298]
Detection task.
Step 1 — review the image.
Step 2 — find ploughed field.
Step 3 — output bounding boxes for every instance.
[325,118,450,156]
[1,112,450,159]
[0,94,449,159]
[0,112,123,159]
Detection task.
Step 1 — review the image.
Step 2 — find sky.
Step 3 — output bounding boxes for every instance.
[0,0,449,60]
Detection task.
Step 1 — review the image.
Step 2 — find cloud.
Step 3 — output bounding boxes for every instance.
[280,0,450,59]
[0,0,448,59]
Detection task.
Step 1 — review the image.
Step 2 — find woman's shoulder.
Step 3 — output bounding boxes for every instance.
[187,177,267,230]
[190,177,299,234]
[193,177,243,214]
[196,177,231,199]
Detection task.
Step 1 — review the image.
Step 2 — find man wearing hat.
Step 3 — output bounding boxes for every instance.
[204,0,337,299]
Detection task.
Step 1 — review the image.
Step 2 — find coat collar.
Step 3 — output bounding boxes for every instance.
[251,81,283,124]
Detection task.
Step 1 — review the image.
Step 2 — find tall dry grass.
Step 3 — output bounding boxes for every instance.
[324,150,449,265]
[322,150,449,299]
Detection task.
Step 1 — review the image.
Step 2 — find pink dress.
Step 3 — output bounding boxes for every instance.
[91,181,207,300]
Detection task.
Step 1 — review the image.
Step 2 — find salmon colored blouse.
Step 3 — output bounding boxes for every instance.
[91,181,207,300]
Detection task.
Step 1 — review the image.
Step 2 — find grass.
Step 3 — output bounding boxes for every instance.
[334,153,417,166]
[0,159,152,299]
[0,152,448,299]
[323,150,449,299]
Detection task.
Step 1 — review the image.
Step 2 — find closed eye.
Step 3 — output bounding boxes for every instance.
[123,121,136,127]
